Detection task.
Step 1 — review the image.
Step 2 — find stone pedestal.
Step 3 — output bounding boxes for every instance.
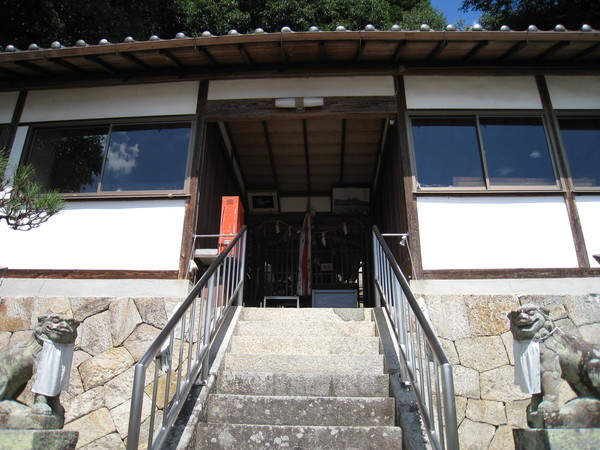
[513,428,600,450]
[0,429,78,450]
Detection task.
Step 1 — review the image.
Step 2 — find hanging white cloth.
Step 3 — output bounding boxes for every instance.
[297,212,312,296]
[513,339,541,394]
[32,336,75,397]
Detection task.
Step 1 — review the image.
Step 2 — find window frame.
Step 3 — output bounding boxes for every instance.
[555,111,600,193]
[21,116,196,199]
[407,110,563,193]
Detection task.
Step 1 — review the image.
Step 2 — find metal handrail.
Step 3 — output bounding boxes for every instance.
[372,226,459,450]
[127,226,247,450]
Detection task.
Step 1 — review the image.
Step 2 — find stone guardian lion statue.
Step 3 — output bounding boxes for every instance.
[507,304,600,428]
[0,314,79,429]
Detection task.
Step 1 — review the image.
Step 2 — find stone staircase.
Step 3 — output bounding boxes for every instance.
[196,307,402,449]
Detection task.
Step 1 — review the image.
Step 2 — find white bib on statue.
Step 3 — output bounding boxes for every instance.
[513,339,541,394]
[32,336,75,397]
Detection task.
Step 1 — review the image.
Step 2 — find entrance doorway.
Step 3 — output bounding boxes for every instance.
[194,99,409,306]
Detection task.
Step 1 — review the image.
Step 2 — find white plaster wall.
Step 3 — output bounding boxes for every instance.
[576,195,600,267]
[546,76,600,110]
[208,76,395,100]
[21,82,199,122]
[404,76,542,109]
[0,200,186,270]
[417,196,578,270]
[0,91,19,123]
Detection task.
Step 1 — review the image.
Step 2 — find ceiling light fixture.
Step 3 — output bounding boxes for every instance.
[275,97,324,112]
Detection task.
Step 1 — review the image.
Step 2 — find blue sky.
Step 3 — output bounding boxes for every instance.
[430,0,482,26]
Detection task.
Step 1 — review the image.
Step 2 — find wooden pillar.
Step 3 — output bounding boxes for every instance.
[178,81,209,279]
[395,75,423,279]
[536,75,590,268]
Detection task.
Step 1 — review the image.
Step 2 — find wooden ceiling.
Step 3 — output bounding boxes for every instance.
[1,30,599,90]
[223,117,387,194]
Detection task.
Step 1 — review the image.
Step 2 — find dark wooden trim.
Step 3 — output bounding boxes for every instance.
[463,41,488,62]
[4,90,27,154]
[536,75,590,268]
[194,47,217,67]
[302,119,312,196]
[120,52,150,71]
[427,40,447,61]
[339,119,347,184]
[395,75,423,279]
[262,121,280,190]
[159,50,185,69]
[205,97,397,121]
[499,41,527,61]
[422,268,600,280]
[49,58,88,74]
[237,44,253,66]
[4,269,178,279]
[178,80,209,279]
[84,55,118,74]
[535,41,569,61]
[14,60,53,76]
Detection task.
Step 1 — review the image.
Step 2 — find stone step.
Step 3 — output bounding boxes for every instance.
[241,307,371,322]
[196,423,402,449]
[207,394,395,427]
[234,320,376,338]
[223,353,384,374]
[217,372,390,398]
[228,335,380,355]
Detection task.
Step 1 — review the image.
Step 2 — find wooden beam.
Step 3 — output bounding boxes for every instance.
[318,41,326,62]
[84,55,118,74]
[4,269,179,279]
[262,121,280,190]
[339,119,347,183]
[120,52,151,70]
[178,81,209,279]
[14,60,53,76]
[463,40,488,62]
[238,44,253,66]
[536,75,590,268]
[422,268,600,280]
[354,40,366,62]
[49,58,87,74]
[395,75,423,279]
[570,41,600,61]
[391,40,407,63]
[206,97,397,121]
[159,49,185,69]
[427,40,447,61]
[279,41,289,64]
[3,90,27,156]
[194,46,218,66]
[499,41,527,61]
[535,41,569,61]
[302,120,312,196]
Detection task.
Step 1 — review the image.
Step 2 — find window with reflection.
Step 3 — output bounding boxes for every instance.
[558,117,600,188]
[411,116,558,189]
[26,122,191,194]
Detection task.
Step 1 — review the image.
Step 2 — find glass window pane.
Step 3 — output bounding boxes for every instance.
[412,118,485,188]
[27,127,108,193]
[480,117,556,187]
[101,123,190,192]
[559,117,600,188]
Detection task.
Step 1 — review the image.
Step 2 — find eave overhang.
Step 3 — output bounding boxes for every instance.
[0,29,599,90]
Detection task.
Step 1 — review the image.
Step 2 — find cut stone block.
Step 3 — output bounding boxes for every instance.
[217,372,389,398]
[207,394,395,427]
[196,423,402,450]
[223,353,384,374]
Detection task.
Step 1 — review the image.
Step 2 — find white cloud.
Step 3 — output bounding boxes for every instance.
[529,151,541,159]
[107,142,139,175]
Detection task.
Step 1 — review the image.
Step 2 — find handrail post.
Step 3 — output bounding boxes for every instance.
[236,231,247,306]
[126,363,146,450]
[442,363,459,449]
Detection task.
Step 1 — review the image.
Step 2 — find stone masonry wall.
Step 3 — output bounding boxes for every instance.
[421,293,600,450]
[0,296,184,448]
